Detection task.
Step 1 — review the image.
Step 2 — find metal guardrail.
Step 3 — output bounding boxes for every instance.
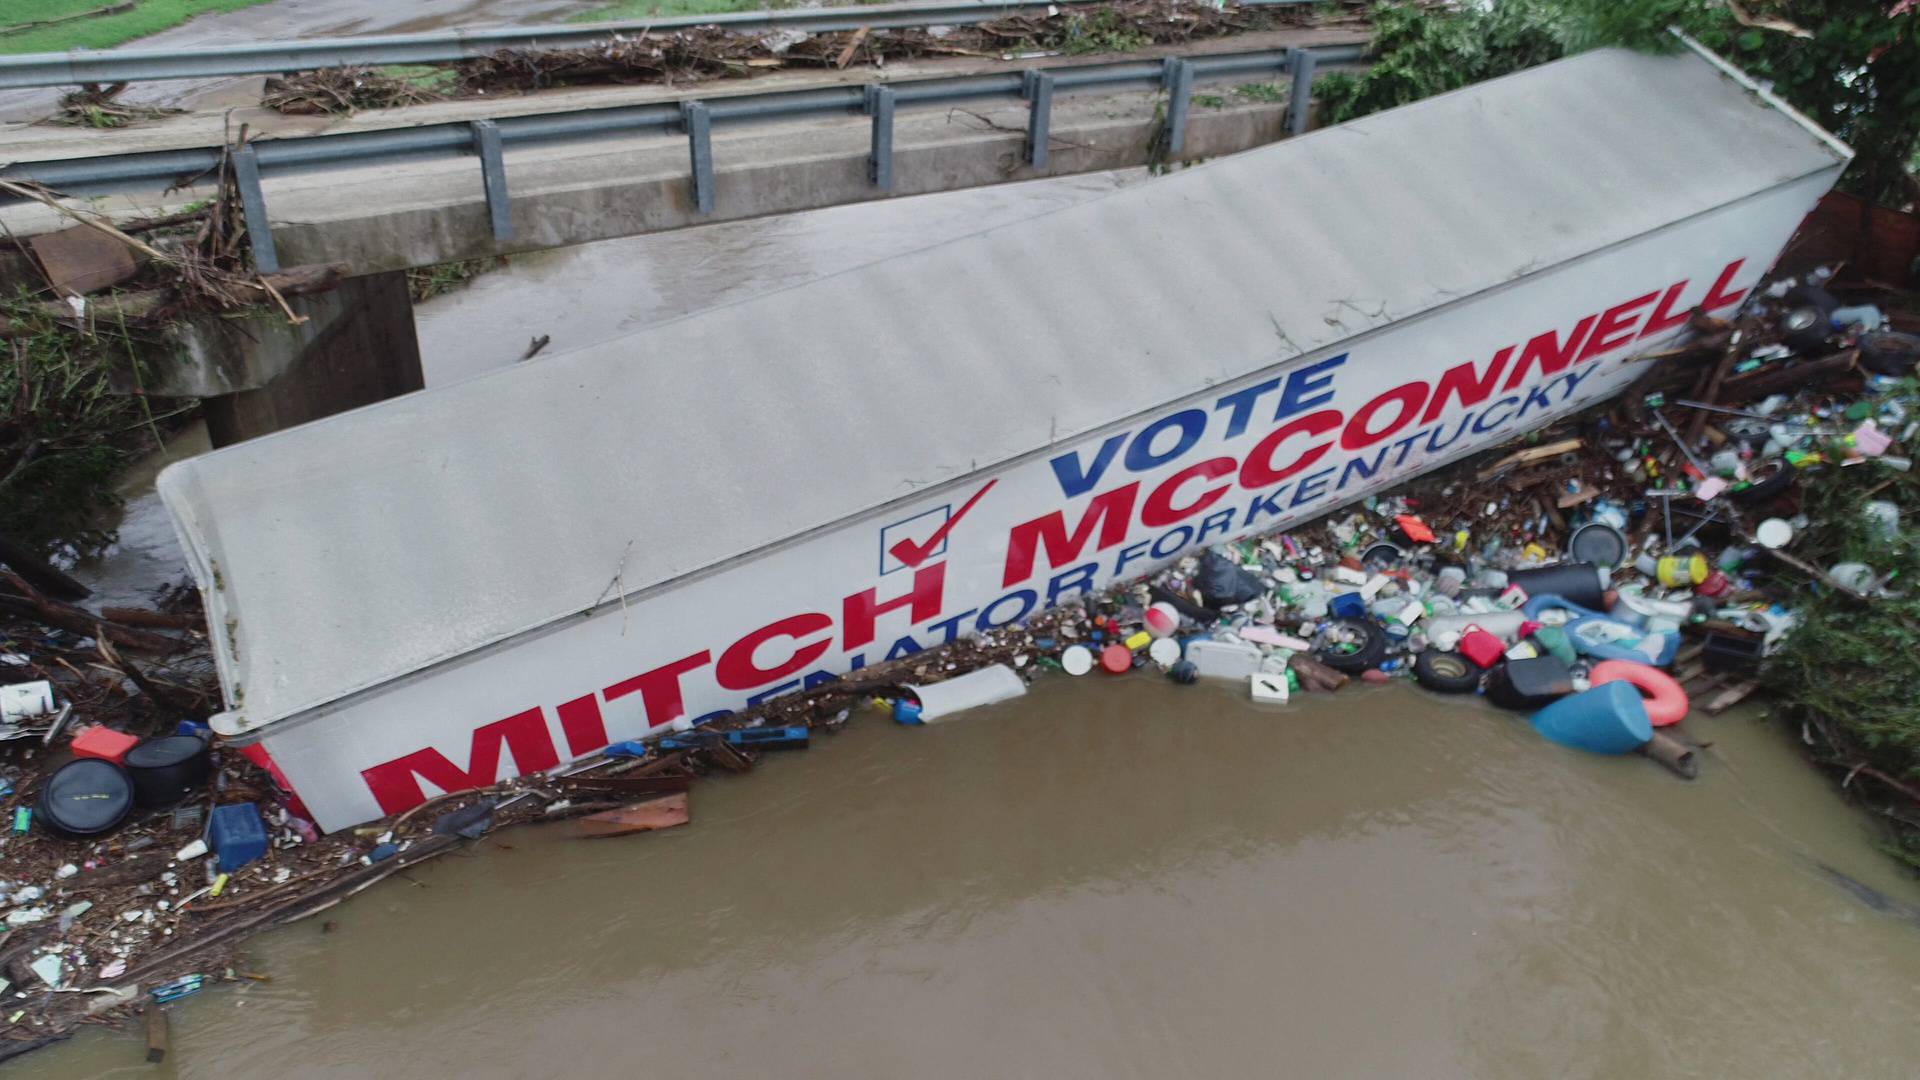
[0,0,1320,90]
[0,43,1361,273]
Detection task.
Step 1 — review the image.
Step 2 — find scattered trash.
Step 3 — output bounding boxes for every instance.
[0,680,54,722]
[900,665,1027,723]
[38,758,135,839]
[68,724,141,764]
[148,975,205,1004]
[208,804,268,871]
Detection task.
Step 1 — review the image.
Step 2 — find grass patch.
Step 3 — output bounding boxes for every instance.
[1058,8,1149,54]
[0,296,162,557]
[1233,81,1284,103]
[1193,93,1225,110]
[569,0,805,21]
[406,257,505,304]
[377,64,463,92]
[0,0,277,56]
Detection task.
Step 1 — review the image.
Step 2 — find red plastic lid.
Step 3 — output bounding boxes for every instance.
[1100,643,1132,674]
[1394,515,1436,544]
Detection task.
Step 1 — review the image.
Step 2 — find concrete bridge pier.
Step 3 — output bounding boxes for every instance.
[137,270,423,447]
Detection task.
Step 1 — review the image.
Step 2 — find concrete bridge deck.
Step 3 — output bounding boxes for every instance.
[0,28,1361,445]
[0,28,1363,272]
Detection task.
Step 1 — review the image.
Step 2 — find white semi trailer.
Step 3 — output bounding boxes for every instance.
[158,41,1850,831]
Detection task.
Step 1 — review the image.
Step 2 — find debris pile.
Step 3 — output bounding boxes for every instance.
[253,0,1371,114]
[43,84,184,129]
[260,68,449,116]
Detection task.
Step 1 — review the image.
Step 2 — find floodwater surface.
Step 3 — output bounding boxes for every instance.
[29,676,1920,1078]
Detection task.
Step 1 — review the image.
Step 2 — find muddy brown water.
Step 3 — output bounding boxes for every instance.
[27,676,1920,1078]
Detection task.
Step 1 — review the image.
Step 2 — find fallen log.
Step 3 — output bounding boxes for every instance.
[0,531,89,600]
[0,588,181,654]
[98,606,202,631]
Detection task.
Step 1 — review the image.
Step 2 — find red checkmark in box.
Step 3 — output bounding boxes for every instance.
[887,480,998,568]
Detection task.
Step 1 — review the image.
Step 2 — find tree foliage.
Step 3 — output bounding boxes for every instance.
[1318,1,1919,207]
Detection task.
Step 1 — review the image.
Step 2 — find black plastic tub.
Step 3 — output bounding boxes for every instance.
[124,735,213,809]
[38,758,135,839]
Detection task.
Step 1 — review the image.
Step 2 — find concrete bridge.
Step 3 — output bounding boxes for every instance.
[0,22,1364,444]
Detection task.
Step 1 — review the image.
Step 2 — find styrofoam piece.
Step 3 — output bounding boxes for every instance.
[1359,574,1390,600]
[1331,566,1369,586]
[0,681,54,722]
[1186,639,1265,681]
[1249,673,1291,704]
[904,664,1026,723]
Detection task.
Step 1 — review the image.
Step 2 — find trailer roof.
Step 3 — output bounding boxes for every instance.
[159,42,1848,733]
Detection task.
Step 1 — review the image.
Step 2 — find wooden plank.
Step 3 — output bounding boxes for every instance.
[1704,680,1759,715]
[576,793,690,839]
[145,1006,169,1064]
[1476,438,1583,481]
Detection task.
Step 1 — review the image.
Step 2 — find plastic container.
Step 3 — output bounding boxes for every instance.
[69,726,141,765]
[1457,628,1505,669]
[208,803,269,871]
[1529,681,1653,755]
[1567,523,1628,568]
[124,735,213,809]
[1507,563,1608,610]
[1249,673,1290,704]
[1485,656,1574,711]
[1425,610,1525,643]
[1186,638,1265,680]
[37,759,134,839]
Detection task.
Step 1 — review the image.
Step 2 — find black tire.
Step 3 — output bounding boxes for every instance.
[1781,306,1832,354]
[1859,331,1920,377]
[1314,618,1387,674]
[1732,457,1796,504]
[1413,649,1480,694]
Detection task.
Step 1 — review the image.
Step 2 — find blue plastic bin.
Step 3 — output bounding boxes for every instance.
[208,802,268,871]
[1530,681,1652,755]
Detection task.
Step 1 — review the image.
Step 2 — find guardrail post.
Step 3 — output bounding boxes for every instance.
[470,120,513,243]
[681,100,714,215]
[1286,47,1317,136]
[1160,58,1194,158]
[865,85,895,190]
[231,143,279,275]
[1023,71,1054,169]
